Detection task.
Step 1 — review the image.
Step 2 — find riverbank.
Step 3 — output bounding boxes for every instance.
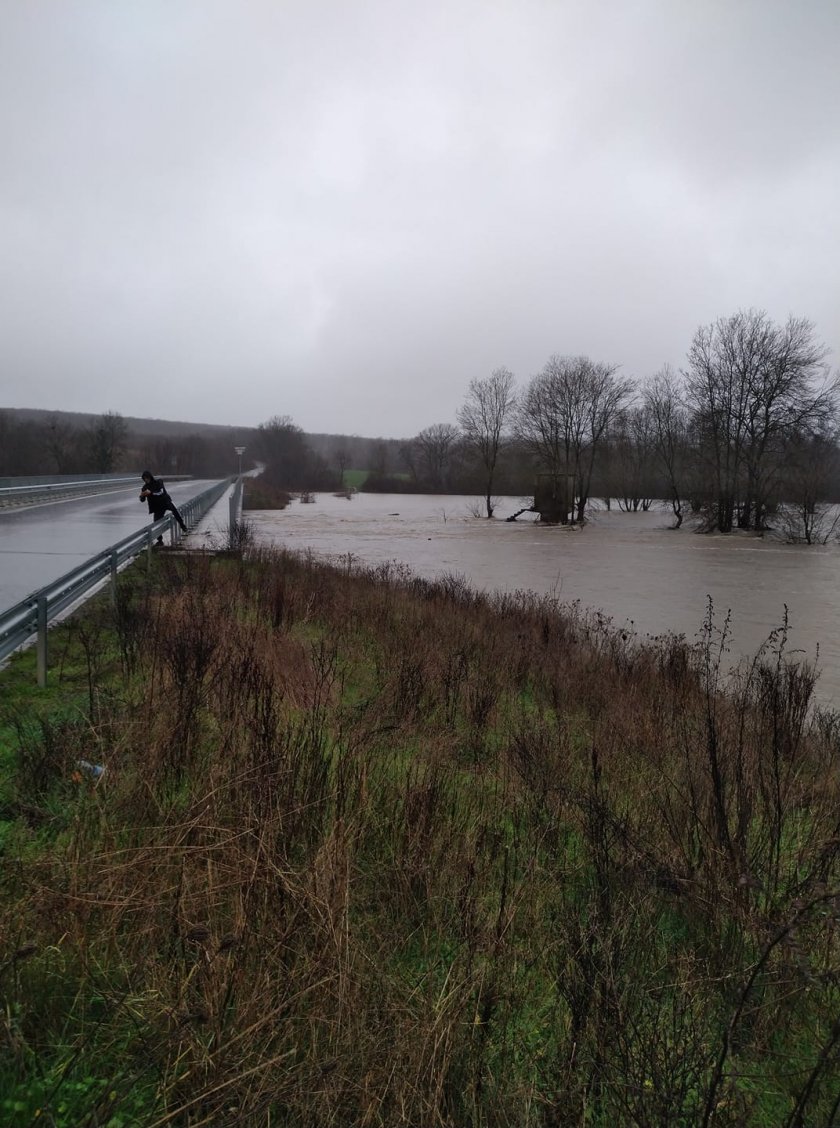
[242,492,840,710]
[1,547,838,1125]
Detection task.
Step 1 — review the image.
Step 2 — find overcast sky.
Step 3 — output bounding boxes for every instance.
[1,0,838,438]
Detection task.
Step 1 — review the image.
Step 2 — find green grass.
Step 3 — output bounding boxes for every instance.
[341,469,411,487]
[341,468,370,487]
[0,548,837,1126]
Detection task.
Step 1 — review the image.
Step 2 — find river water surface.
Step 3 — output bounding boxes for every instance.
[246,492,840,709]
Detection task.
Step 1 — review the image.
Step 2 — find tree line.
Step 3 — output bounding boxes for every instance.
[4,309,837,542]
[0,409,251,479]
[375,309,838,542]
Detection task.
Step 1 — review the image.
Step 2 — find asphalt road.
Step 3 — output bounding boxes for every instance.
[0,479,217,612]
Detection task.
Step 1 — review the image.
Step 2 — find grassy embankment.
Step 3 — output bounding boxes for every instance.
[1,546,839,1126]
[341,470,370,489]
[340,470,411,489]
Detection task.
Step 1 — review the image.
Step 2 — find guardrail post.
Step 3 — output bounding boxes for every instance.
[228,477,244,550]
[110,549,119,607]
[36,595,48,687]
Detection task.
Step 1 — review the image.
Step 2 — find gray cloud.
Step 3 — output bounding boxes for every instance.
[1,0,838,436]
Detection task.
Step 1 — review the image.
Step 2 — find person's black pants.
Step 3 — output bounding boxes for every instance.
[166,501,188,532]
[150,505,187,533]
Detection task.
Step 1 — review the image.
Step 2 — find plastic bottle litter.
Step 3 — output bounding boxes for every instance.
[76,760,106,782]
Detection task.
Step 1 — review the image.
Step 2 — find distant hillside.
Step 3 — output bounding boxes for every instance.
[1,408,416,480]
[2,406,254,441]
[2,409,413,446]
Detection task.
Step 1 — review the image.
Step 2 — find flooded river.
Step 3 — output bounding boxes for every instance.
[246,492,840,710]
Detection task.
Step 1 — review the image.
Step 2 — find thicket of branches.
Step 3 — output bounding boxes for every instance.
[395,310,839,538]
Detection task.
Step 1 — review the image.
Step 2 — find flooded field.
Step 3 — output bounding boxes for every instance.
[247,492,840,709]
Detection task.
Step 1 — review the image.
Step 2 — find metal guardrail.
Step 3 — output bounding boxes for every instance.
[0,474,194,490]
[0,477,233,685]
[0,475,192,510]
[229,476,244,529]
[0,473,143,489]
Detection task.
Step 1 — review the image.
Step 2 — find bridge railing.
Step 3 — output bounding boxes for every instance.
[0,477,233,685]
[0,475,193,509]
[0,473,194,490]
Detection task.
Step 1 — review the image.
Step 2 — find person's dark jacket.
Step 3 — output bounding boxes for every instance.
[140,476,170,519]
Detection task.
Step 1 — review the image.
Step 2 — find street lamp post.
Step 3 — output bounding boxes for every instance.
[234,446,246,477]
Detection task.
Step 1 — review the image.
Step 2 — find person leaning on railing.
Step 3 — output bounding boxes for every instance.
[139,470,188,544]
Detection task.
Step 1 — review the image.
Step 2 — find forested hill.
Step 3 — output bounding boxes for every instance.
[2,406,251,440]
[1,409,398,455]
[0,406,405,485]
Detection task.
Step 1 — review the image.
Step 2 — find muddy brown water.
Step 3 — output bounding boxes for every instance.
[246,492,840,711]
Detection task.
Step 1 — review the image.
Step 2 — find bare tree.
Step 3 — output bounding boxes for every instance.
[44,415,80,473]
[457,367,517,517]
[776,428,840,544]
[398,440,420,484]
[141,435,180,476]
[88,411,128,473]
[610,405,656,512]
[685,311,836,532]
[644,366,690,528]
[415,423,461,490]
[333,444,350,487]
[367,439,389,479]
[515,366,568,482]
[517,355,632,522]
[740,316,836,529]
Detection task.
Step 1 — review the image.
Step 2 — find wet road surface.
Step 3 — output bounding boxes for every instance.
[0,479,217,611]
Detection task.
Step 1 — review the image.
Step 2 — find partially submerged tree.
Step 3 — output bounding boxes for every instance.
[610,404,657,512]
[685,311,836,532]
[457,367,517,517]
[644,366,691,528]
[517,355,632,522]
[414,423,461,490]
[776,428,840,544]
